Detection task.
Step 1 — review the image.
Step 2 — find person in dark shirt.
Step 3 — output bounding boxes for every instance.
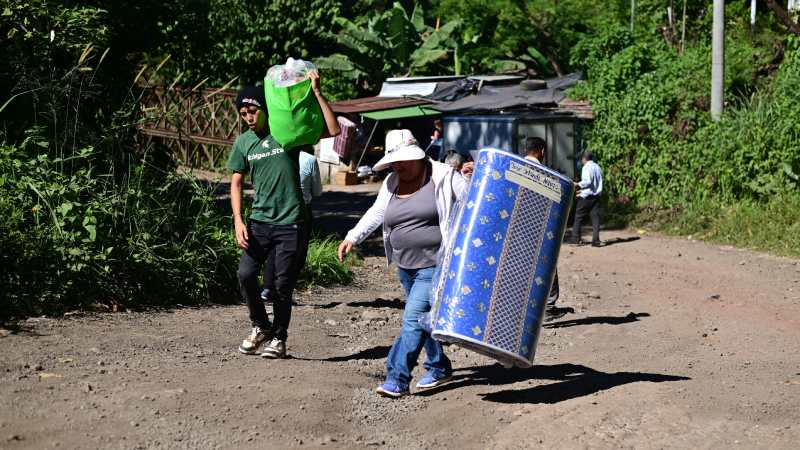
[523,137,567,321]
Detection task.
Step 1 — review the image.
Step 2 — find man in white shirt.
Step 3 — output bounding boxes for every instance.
[571,151,603,247]
[299,149,323,206]
[261,147,322,300]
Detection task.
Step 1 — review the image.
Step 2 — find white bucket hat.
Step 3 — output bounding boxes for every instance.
[372,129,427,172]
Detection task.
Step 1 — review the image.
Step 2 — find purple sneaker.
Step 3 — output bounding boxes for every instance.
[375,382,409,398]
[415,372,452,389]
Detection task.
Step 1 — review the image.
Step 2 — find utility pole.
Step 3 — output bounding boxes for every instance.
[681,0,687,53]
[711,0,724,121]
[630,0,636,33]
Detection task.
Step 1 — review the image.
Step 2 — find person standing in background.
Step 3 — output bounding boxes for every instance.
[443,149,464,171]
[261,147,322,302]
[427,118,444,161]
[571,151,603,247]
[523,137,565,321]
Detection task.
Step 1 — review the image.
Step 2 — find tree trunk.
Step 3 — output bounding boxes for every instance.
[547,54,565,77]
[766,0,800,36]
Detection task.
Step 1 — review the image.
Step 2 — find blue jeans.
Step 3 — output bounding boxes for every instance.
[385,266,452,389]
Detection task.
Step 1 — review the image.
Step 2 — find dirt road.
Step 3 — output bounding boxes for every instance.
[2,228,800,449]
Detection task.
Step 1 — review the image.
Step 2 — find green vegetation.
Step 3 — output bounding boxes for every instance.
[316,3,463,90]
[565,3,800,256]
[0,1,356,318]
[0,1,238,319]
[2,0,799,317]
[640,194,800,258]
[0,144,238,316]
[299,237,358,289]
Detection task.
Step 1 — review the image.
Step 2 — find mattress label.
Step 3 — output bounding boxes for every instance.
[505,161,563,202]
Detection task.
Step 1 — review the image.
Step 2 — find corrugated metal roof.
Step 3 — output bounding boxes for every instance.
[331,73,593,119]
[360,106,440,120]
[556,99,594,119]
[331,96,431,114]
[428,73,593,119]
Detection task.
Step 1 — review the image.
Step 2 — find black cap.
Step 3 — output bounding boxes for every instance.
[235,85,266,111]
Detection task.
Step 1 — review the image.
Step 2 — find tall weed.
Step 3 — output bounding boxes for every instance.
[297,236,356,289]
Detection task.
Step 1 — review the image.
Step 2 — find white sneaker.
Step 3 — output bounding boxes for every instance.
[238,327,270,355]
[261,338,286,359]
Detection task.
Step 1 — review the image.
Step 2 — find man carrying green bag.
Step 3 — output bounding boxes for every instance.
[229,68,340,359]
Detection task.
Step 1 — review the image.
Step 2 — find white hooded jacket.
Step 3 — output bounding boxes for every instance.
[344,161,468,265]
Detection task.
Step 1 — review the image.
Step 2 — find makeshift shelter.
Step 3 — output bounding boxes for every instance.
[330,79,450,172]
[423,73,591,179]
[329,73,593,180]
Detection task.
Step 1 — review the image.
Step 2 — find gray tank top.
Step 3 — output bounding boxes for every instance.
[384,178,442,269]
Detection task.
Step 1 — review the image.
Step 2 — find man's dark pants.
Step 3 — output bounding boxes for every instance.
[262,211,312,299]
[572,195,601,245]
[547,271,559,308]
[237,220,304,341]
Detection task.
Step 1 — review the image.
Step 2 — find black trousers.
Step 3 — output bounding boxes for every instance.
[572,195,601,244]
[262,211,312,294]
[547,271,559,307]
[237,220,304,340]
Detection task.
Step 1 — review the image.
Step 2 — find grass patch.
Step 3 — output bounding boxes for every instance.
[297,236,359,289]
[637,193,800,258]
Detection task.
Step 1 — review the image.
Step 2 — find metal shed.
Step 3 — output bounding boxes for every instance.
[442,112,589,180]
[431,73,593,180]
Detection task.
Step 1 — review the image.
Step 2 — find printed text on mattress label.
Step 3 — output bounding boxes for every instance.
[505,161,562,202]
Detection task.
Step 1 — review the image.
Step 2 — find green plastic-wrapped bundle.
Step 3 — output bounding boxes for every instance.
[263,77,324,149]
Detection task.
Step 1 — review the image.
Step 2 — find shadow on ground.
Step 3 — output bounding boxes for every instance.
[563,235,642,247]
[314,189,386,258]
[544,306,575,320]
[544,312,650,329]
[0,322,43,337]
[419,362,689,404]
[293,345,392,363]
[601,236,642,247]
[347,298,404,309]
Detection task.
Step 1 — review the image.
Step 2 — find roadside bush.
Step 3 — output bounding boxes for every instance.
[0,1,244,319]
[0,142,239,318]
[570,14,799,201]
[0,0,110,145]
[564,1,800,254]
[570,28,787,204]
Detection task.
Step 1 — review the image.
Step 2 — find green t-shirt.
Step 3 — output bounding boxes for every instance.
[227,131,304,225]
